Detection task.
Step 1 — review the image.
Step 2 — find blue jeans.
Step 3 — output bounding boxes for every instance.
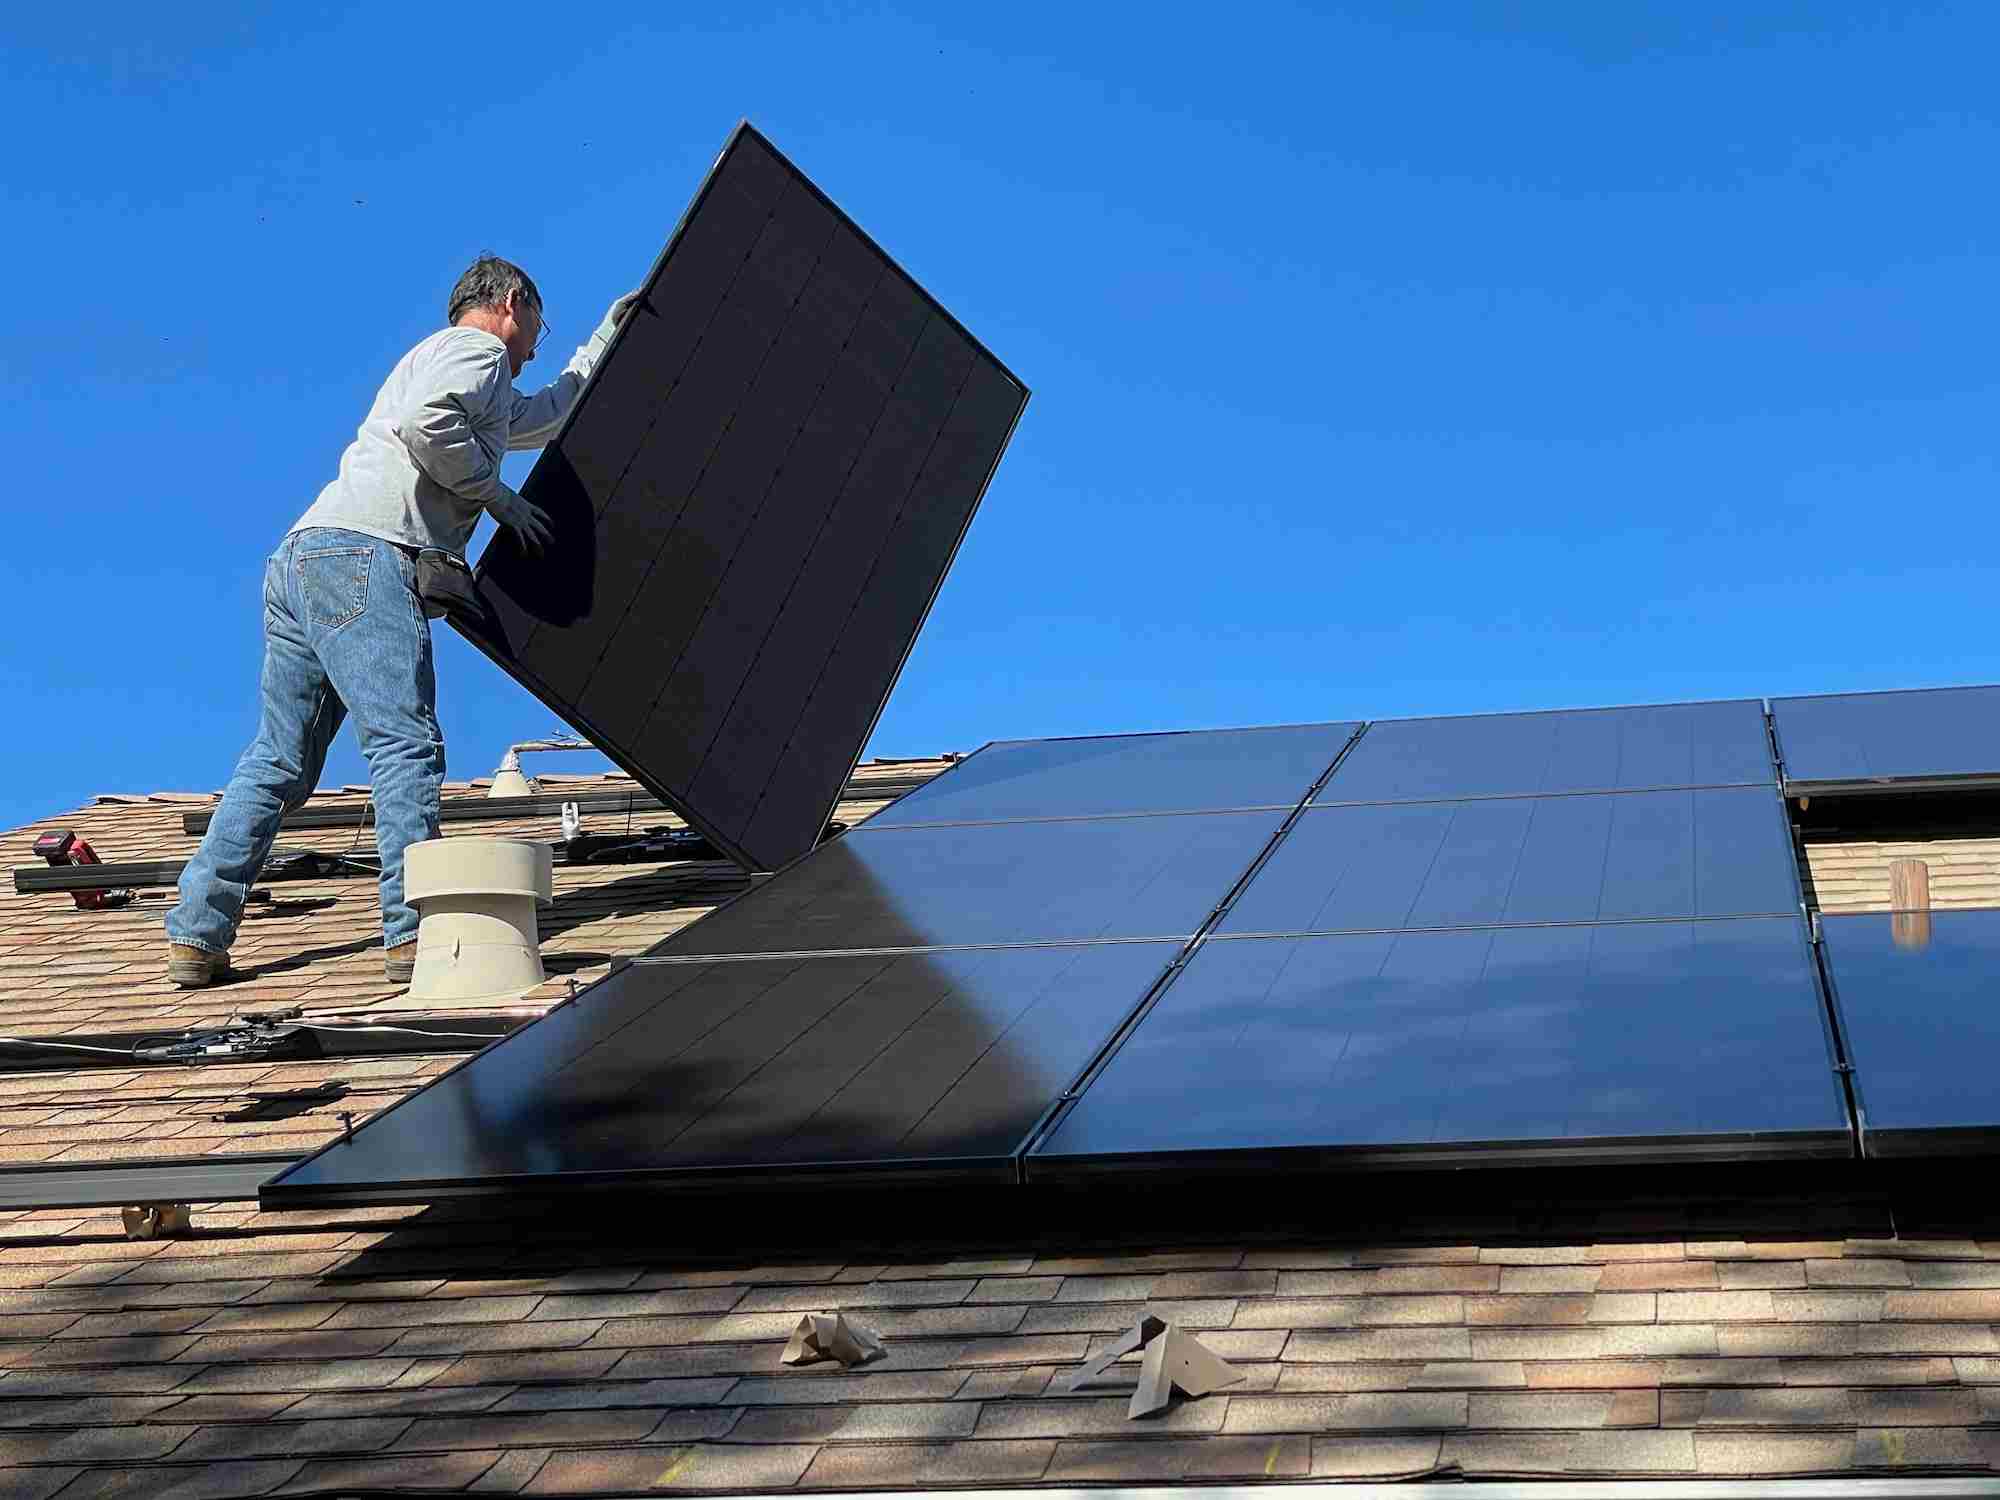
[167,529,445,955]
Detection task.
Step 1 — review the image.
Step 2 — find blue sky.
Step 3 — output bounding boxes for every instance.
[3,2,1996,832]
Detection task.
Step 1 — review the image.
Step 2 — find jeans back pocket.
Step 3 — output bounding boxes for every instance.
[299,547,371,630]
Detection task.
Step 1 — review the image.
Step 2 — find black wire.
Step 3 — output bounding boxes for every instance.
[0,1037,144,1056]
[344,791,374,855]
[299,1023,502,1040]
[0,1083,422,1111]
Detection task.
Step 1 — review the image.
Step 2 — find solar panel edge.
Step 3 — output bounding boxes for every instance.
[982,719,1363,749]
[262,1155,1024,1209]
[1781,774,2000,798]
[1365,694,1769,726]
[729,123,1033,401]
[505,121,776,476]
[1772,682,2000,705]
[1022,1127,1856,1184]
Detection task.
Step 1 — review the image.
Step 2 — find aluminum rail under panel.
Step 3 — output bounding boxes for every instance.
[652,1483,2000,1500]
[0,1154,295,1209]
[176,771,944,837]
[14,853,376,895]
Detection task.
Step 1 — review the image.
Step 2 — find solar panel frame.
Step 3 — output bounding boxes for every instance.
[1772,685,2000,797]
[1818,909,2000,1158]
[453,122,1030,874]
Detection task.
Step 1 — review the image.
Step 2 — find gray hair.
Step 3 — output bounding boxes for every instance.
[446,255,542,325]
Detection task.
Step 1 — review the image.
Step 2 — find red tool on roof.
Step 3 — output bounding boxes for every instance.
[30,831,132,910]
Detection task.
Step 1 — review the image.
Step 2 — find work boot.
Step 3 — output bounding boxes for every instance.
[384,947,416,988]
[167,944,226,989]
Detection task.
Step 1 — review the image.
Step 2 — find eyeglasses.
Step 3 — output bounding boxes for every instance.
[530,307,551,354]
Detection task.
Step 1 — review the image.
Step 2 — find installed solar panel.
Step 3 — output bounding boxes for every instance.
[263,941,1178,1204]
[1820,910,2000,1157]
[1316,700,1773,805]
[1032,917,1848,1176]
[1221,787,1800,935]
[659,812,1287,957]
[866,723,1361,827]
[1772,686,2000,796]
[459,124,1029,872]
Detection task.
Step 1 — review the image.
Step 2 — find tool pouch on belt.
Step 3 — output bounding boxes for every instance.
[413,548,481,622]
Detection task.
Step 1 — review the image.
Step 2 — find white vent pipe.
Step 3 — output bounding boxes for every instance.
[403,838,553,1005]
[487,748,537,799]
[485,735,594,799]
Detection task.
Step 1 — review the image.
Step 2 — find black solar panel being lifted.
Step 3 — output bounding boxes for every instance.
[1820,909,2000,1158]
[1772,685,2000,796]
[458,123,1029,873]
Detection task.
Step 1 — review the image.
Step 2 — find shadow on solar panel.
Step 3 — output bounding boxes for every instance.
[454,122,1030,875]
[261,940,1182,1204]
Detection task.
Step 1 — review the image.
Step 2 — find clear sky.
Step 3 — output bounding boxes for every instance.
[4,2,1996,833]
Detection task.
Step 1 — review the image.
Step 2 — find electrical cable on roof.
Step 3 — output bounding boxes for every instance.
[0,1037,156,1056]
[299,1023,500,1040]
[0,1084,424,1112]
[344,793,374,856]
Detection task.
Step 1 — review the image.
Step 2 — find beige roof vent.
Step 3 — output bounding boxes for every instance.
[487,748,538,799]
[486,736,595,798]
[403,838,554,1007]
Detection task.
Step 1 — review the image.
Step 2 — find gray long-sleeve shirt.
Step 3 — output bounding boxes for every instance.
[289,321,609,555]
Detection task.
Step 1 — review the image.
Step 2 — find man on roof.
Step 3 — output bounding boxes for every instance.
[165,256,639,989]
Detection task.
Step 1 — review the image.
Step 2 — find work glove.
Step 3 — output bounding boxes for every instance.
[487,483,553,556]
[601,289,643,337]
[568,292,646,381]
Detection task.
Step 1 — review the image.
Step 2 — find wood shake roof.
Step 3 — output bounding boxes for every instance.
[0,764,1998,1493]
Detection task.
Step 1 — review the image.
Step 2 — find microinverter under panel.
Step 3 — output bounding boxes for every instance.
[458,123,1029,871]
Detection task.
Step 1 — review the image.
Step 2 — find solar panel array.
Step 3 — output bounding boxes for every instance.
[1034,702,1853,1174]
[458,124,1029,873]
[267,699,1910,1207]
[1772,686,2000,796]
[263,726,1358,1203]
